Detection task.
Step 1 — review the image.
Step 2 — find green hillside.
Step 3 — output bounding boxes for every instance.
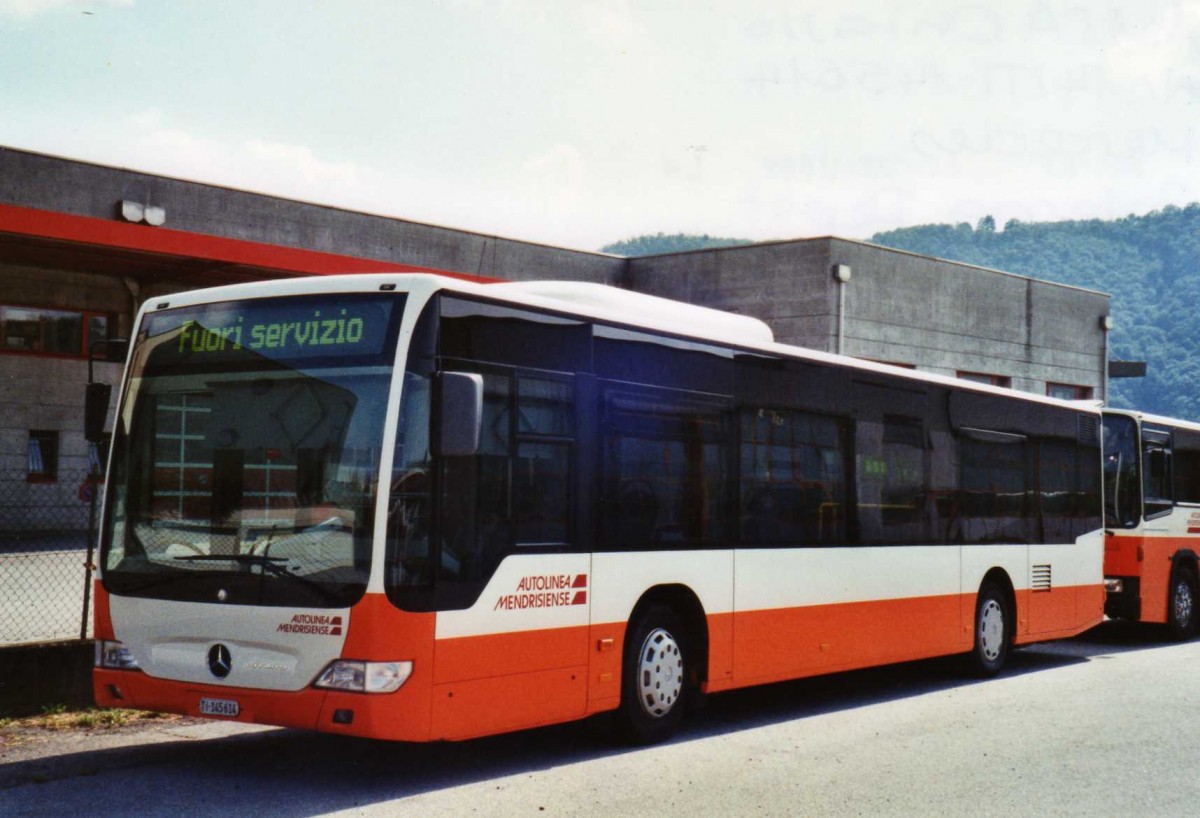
[600,232,752,256]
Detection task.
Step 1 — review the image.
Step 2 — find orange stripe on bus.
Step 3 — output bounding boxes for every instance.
[730,593,966,688]
[434,625,591,684]
[93,581,114,641]
[95,584,1102,742]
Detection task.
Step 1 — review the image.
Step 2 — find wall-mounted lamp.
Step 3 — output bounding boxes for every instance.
[832,264,852,354]
[119,200,166,226]
[1099,314,1113,405]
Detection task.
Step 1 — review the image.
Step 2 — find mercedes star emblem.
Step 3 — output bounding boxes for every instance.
[208,643,232,678]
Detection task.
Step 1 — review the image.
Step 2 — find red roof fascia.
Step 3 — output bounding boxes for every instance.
[0,203,493,282]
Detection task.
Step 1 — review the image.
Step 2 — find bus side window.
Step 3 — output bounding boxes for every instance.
[1143,428,1173,518]
[601,386,730,549]
[739,407,848,546]
[514,375,574,546]
[957,431,1031,544]
[854,415,929,545]
[1172,429,1200,504]
[434,369,577,585]
[438,369,512,582]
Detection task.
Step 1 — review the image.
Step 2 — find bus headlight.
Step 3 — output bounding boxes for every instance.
[96,640,141,670]
[314,660,413,693]
[1104,578,1124,594]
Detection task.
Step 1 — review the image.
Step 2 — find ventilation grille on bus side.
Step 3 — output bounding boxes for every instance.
[1077,415,1100,446]
[1031,564,1052,592]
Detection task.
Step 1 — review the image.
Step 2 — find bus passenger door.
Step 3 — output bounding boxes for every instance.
[428,365,592,738]
[1025,435,1106,635]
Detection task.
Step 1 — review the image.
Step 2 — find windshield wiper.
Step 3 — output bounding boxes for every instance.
[173,554,290,566]
[173,554,343,603]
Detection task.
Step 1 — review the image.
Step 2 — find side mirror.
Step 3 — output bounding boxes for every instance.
[438,372,483,457]
[84,382,112,443]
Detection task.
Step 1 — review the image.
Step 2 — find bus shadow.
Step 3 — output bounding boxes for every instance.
[1,620,1187,815]
[680,619,1172,738]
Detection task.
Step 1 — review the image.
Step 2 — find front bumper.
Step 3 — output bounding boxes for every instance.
[93,668,432,741]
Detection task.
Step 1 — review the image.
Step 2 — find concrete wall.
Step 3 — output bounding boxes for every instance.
[830,238,1109,394]
[626,237,1109,398]
[0,640,93,715]
[625,239,837,349]
[1029,278,1111,391]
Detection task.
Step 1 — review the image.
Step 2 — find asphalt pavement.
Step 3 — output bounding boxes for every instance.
[2,621,1198,817]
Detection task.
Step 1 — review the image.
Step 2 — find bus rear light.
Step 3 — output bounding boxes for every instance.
[314,660,413,694]
[96,640,140,671]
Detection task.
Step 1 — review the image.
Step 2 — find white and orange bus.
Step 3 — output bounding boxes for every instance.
[93,274,1106,742]
[1102,409,1200,638]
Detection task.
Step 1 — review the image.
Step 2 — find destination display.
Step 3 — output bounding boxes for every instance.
[140,293,403,371]
[176,308,368,354]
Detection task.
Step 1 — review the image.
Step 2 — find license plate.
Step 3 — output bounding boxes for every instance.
[199,697,240,718]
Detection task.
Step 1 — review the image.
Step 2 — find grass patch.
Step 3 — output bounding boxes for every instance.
[1,707,182,732]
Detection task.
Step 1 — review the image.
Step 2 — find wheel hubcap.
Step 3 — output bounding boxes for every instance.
[1175,580,1194,627]
[637,627,683,718]
[979,599,1004,661]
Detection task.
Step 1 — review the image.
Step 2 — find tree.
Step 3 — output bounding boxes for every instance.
[600,233,752,256]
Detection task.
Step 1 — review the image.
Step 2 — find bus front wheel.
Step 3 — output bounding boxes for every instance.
[1167,566,1197,641]
[969,582,1011,677]
[617,604,689,744]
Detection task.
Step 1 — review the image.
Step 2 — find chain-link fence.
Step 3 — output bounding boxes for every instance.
[0,469,99,645]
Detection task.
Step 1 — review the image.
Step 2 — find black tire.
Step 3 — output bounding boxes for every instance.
[616,604,690,744]
[969,582,1011,677]
[1166,566,1197,641]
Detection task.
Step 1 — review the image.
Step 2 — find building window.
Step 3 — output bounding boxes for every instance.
[958,371,1012,388]
[28,430,59,482]
[1046,383,1094,401]
[0,304,112,358]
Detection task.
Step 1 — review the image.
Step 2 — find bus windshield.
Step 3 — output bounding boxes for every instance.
[101,293,404,608]
[1103,412,1140,528]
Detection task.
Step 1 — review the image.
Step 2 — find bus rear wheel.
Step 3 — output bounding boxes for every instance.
[969,582,1011,677]
[617,604,689,744]
[1167,566,1197,641]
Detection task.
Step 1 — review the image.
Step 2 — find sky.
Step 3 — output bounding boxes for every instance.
[1,0,1197,251]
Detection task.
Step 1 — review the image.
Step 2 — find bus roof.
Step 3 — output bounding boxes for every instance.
[1103,408,1200,433]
